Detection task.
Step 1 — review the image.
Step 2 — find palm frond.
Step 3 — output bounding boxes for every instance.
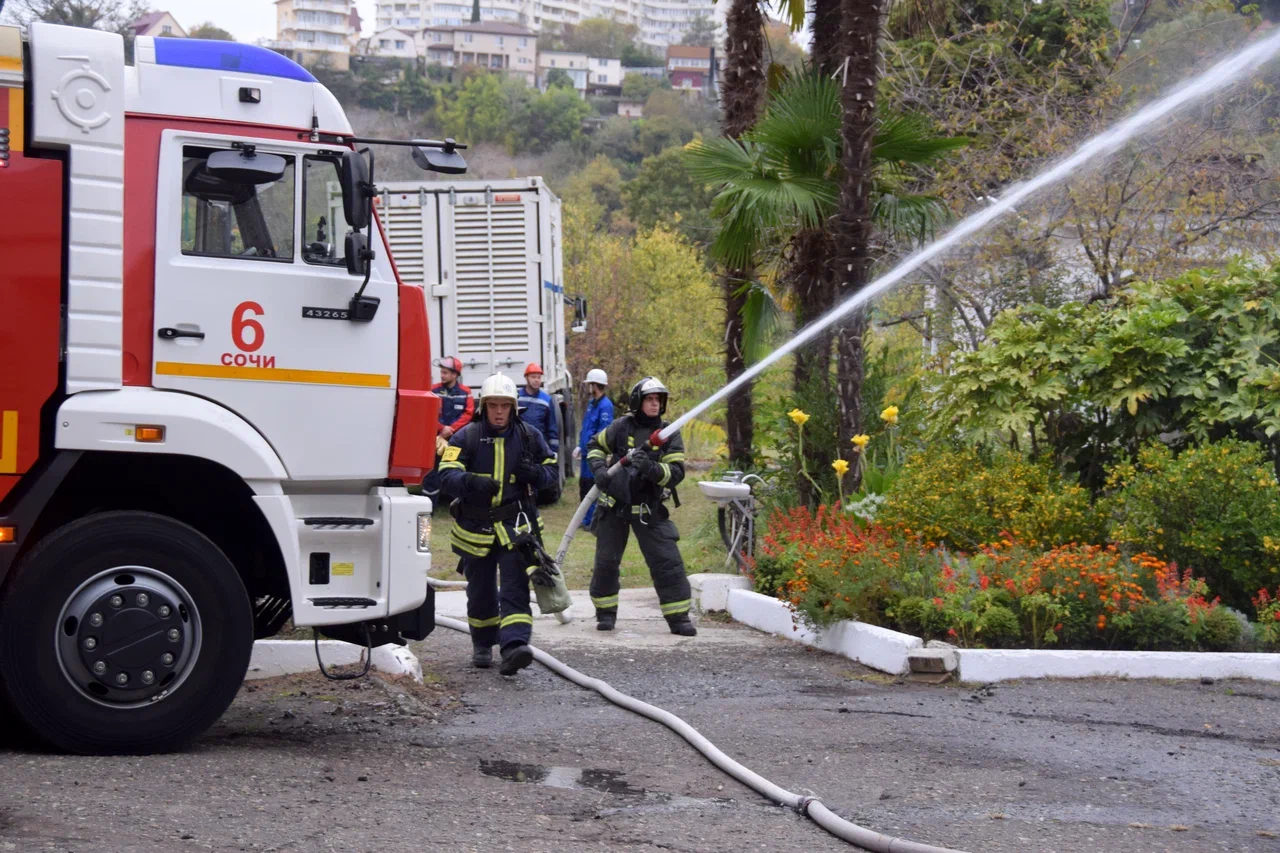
[752,72,841,172]
[874,113,969,165]
[685,137,762,185]
[872,192,954,245]
[772,0,806,31]
[736,279,784,365]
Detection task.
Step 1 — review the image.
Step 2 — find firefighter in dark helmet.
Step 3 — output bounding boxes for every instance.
[439,373,559,676]
[586,377,695,636]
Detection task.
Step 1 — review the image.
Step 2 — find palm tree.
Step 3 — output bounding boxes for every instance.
[687,72,965,498]
[832,0,885,479]
[717,0,769,467]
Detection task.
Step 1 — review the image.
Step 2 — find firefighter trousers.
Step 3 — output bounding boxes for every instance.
[590,510,691,619]
[463,548,533,651]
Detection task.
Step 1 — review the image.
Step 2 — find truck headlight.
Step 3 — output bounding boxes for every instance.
[417,512,431,553]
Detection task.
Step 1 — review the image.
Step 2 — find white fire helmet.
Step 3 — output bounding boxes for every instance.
[478,373,519,408]
[584,368,608,387]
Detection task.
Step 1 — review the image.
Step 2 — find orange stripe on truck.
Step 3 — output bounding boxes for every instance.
[7,88,22,153]
[0,411,17,475]
[155,361,391,388]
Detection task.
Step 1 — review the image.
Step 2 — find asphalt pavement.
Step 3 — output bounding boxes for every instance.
[2,587,1279,852]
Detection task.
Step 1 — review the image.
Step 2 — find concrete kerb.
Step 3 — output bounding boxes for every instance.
[247,640,423,683]
[721,588,922,675]
[688,573,752,613]
[703,583,1280,684]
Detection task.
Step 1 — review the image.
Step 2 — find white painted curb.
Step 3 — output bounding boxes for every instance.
[958,648,1280,683]
[726,589,922,675]
[247,640,423,683]
[688,573,752,612]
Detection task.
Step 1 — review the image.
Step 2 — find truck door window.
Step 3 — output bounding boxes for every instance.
[302,155,353,267]
[181,146,296,262]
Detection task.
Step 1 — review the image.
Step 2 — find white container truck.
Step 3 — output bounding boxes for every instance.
[377,178,585,475]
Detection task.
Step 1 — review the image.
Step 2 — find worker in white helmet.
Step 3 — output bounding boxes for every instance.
[439,374,559,676]
[574,368,614,529]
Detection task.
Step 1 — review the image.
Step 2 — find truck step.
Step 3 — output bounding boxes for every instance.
[308,597,377,608]
[302,517,374,528]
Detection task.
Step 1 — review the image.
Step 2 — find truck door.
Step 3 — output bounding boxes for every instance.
[151,132,398,480]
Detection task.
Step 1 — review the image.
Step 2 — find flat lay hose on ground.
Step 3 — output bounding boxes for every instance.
[429,609,967,853]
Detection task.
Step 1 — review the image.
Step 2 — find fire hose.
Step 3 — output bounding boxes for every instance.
[426,453,966,852]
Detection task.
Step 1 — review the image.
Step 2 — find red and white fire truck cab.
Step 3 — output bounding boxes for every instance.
[0,23,454,754]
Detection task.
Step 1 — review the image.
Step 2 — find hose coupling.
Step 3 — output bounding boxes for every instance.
[798,795,822,815]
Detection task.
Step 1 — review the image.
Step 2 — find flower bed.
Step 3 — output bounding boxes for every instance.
[753,506,1264,653]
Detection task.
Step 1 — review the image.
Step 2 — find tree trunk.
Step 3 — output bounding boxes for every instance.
[719,0,767,467]
[832,0,883,490]
[791,0,842,505]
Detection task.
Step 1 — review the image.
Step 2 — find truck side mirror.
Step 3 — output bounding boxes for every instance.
[345,232,368,277]
[341,150,371,230]
[572,295,588,333]
[204,148,287,185]
[411,141,467,175]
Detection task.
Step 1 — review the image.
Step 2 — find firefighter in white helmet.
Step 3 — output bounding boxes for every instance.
[586,377,695,636]
[574,368,614,529]
[439,374,559,675]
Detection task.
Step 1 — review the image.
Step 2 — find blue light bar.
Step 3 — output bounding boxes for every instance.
[152,39,317,84]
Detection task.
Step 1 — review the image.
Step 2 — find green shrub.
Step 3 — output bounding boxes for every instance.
[886,595,951,640]
[977,605,1021,648]
[1107,440,1280,611]
[1112,602,1194,651]
[880,448,1107,552]
[1194,606,1243,652]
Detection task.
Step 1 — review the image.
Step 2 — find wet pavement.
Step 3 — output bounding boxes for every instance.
[1,587,1279,852]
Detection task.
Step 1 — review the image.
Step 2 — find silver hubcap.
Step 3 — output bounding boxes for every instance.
[56,566,202,708]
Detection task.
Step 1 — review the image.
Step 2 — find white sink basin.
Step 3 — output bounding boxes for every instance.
[697,480,752,502]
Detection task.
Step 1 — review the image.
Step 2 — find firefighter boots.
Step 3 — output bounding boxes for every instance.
[499,644,535,676]
[472,645,493,669]
[596,608,617,631]
[666,614,697,636]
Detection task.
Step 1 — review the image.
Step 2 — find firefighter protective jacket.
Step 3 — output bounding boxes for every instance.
[586,414,686,511]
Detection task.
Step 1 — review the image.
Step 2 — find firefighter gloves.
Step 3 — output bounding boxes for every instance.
[464,474,500,499]
[514,459,542,485]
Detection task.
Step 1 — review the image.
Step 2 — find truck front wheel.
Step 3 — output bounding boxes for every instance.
[0,512,253,754]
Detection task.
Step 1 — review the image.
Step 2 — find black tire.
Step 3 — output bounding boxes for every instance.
[717,507,752,572]
[0,511,253,755]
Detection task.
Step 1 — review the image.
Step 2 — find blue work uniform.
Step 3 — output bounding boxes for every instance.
[517,386,560,455]
[577,394,614,526]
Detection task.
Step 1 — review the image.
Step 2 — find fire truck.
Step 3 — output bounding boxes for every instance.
[0,24,459,754]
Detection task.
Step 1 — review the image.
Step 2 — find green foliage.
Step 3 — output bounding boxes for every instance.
[1106,440,1280,611]
[929,262,1280,490]
[1111,602,1194,651]
[622,146,715,241]
[1196,606,1243,652]
[551,18,640,58]
[880,448,1107,551]
[620,43,664,66]
[978,605,1022,647]
[544,68,574,90]
[188,21,235,40]
[621,72,668,101]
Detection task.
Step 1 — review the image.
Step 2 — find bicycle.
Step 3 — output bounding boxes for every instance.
[697,471,768,573]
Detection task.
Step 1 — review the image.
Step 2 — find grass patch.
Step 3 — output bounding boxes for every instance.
[429,473,736,589]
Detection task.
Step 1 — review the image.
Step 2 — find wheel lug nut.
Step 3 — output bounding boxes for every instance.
[83,637,97,650]
[110,595,123,608]
[115,672,129,685]
[167,629,180,642]
[93,661,107,674]
[89,612,104,627]
[158,605,171,618]
[142,670,155,685]
[161,653,175,666]
[136,593,150,607]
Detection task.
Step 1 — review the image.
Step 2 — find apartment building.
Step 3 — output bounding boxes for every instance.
[374,0,717,49]
[424,22,538,84]
[270,0,362,70]
[364,26,422,59]
[537,49,588,92]
[666,43,712,93]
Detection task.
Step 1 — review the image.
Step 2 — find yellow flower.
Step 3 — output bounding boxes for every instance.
[788,408,810,427]
[832,458,850,476]
[880,405,900,425]
[851,434,871,451]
